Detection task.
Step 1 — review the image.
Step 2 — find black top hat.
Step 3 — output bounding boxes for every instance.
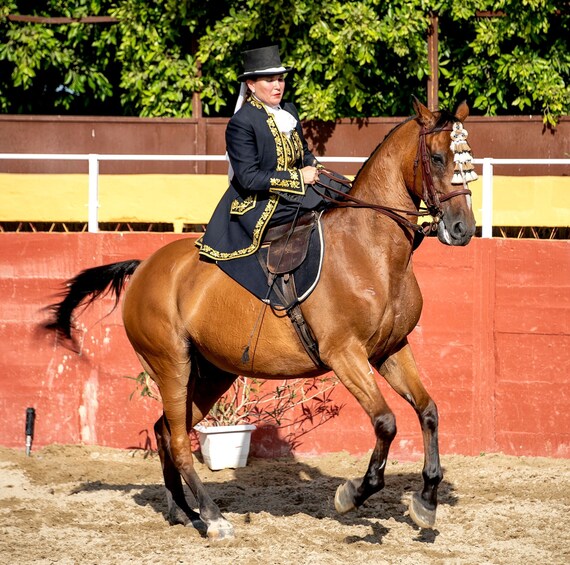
[237,45,293,81]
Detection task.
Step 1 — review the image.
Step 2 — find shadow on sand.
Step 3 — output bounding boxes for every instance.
[72,439,458,545]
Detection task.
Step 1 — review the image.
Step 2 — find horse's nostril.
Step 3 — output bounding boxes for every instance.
[452,221,465,237]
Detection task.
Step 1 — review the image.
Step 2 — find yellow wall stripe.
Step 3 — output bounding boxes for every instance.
[1,173,569,230]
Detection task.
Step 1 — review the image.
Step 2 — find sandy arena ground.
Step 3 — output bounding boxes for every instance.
[0,445,568,565]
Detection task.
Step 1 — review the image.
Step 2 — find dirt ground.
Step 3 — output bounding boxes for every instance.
[0,445,568,565]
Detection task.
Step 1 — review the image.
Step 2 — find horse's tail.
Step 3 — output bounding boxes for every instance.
[44,259,142,342]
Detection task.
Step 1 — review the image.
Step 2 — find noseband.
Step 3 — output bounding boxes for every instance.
[316,121,475,238]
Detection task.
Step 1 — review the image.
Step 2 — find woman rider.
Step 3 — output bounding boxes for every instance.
[196,45,333,263]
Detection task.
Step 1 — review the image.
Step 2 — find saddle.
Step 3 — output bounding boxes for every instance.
[263,211,317,276]
[258,211,325,368]
[217,171,353,369]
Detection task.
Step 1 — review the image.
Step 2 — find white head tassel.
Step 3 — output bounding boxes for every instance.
[450,122,478,185]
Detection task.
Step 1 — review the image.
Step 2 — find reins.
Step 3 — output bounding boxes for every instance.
[315,172,429,235]
[315,122,473,237]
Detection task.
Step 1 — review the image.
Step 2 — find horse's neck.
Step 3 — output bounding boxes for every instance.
[324,122,420,273]
[351,121,417,209]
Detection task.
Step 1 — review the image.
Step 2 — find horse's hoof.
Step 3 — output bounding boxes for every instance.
[409,491,436,529]
[334,480,357,514]
[206,518,235,541]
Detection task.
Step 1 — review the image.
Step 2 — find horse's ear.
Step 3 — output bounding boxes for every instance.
[412,97,437,129]
[454,100,470,122]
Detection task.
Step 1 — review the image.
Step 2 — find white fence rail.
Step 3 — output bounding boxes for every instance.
[1,153,569,236]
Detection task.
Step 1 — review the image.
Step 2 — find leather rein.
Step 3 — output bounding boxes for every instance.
[315,124,472,237]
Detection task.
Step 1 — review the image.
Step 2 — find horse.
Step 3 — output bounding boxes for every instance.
[45,99,477,541]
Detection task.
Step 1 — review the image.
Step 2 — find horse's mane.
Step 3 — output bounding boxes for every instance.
[352,109,456,186]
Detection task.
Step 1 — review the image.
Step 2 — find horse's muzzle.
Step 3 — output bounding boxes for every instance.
[437,216,476,246]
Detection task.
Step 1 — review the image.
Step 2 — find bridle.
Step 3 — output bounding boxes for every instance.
[415,126,472,220]
[315,122,473,237]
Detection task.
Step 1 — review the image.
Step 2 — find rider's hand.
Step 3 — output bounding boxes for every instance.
[300,166,319,185]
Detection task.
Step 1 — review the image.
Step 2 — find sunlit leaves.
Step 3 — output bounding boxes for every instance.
[0,0,568,124]
[438,0,568,125]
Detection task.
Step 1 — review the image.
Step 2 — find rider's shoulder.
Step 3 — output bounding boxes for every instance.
[231,101,264,124]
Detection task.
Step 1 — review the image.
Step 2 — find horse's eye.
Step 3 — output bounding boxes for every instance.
[431,153,445,166]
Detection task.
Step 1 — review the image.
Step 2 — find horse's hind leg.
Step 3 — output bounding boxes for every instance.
[139,350,237,540]
[154,414,204,530]
[154,363,237,531]
[377,341,442,529]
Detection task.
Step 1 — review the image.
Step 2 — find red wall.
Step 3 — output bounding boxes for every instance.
[0,234,568,459]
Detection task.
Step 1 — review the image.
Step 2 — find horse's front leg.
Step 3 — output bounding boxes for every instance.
[327,348,397,514]
[377,341,442,528]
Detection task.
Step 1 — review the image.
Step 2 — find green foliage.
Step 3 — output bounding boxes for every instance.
[197,0,432,119]
[0,0,568,124]
[104,0,203,117]
[0,0,116,113]
[124,370,343,449]
[439,0,569,126]
[202,375,343,450]
[125,371,160,401]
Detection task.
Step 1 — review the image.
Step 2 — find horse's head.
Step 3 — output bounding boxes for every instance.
[411,99,477,246]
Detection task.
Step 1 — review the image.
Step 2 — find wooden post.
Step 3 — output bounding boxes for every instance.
[192,37,203,121]
[192,91,202,119]
[191,40,205,174]
[427,13,439,111]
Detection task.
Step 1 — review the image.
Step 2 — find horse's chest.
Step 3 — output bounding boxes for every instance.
[373,274,423,346]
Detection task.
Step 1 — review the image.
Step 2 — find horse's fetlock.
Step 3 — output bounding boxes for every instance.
[366,474,385,492]
[422,468,443,488]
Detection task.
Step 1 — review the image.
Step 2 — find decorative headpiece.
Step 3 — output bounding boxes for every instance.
[450,122,478,184]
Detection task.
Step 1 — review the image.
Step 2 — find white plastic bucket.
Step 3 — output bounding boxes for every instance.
[195,424,256,470]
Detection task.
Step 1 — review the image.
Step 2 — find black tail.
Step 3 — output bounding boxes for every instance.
[44,259,141,342]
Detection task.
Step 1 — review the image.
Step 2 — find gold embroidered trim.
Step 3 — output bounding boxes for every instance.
[264,110,304,194]
[266,115,286,170]
[230,194,256,215]
[196,195,279,261]
[251,99,303,172]
[290,130,304,161]
[249,98,264,111]
[269,171,305,194]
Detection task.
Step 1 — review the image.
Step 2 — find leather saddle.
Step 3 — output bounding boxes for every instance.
[262,211,318,276]
[258,211,325,367]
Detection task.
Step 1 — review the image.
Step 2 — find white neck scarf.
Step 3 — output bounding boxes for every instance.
[253,95,297,136]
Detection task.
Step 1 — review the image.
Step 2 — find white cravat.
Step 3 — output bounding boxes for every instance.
[264,103,298,136]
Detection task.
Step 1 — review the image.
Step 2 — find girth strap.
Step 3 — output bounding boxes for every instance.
[280,275,325,369]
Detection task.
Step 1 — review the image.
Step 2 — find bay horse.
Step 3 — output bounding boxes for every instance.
[45,99,476,540]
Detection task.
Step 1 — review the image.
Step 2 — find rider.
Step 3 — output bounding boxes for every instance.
[196,45,338,262]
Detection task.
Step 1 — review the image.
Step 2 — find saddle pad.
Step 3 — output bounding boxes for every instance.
[215,218,324,309]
